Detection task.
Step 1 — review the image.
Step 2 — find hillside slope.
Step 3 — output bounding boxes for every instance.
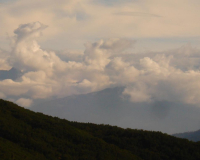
[1,99,200,160]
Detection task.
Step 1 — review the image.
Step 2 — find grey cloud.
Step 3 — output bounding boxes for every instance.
[93,0,132,6]
[100,38,136,51]
[0,0,16,3]
[14,22,47,43]
[0,67,22,81]
[114,12,162,18]
[56,50,84,62]
[54,9,89,21]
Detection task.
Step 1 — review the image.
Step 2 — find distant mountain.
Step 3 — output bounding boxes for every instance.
[1,99,200,160]
[173,130,200,142]
[31,87,200,134]
[32,87,127,123]
[0,67,22,80]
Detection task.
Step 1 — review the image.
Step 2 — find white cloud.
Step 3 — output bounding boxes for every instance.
[16,98,32,108]
[123,84,151,103]
[106,57,139,85]
[1,21,200,107]
[56,50,84,62]
[0,58,11,70]
[121,51,200,105]
[0,92,6,99]
[0,49,11,70]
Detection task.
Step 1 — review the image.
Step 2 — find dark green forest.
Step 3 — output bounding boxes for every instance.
[0,99,200,160]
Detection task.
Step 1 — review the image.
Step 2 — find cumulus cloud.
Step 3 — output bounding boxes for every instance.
[0,58,10,70]
[56,50,84,62]
[121,51,200,105]
[105,57,139,85]
[83,38,135,71]
[13,21,47,42]
[16,98,32,108]
[0,92,6,99]
[123,84,151,103]
[0,49,11,70]
[1,21,200,107]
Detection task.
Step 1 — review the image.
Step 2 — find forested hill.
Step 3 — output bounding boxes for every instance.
[0,99,200,160]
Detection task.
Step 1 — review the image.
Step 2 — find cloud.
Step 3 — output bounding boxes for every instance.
[0,92,6,99]
[114,12,162,18]
[10,22,65,76]
[105,57,139,85]
[100,38,136,51]
[83,38,135,70]
[123,84,151,103]
[121,51,200,105]
[13,21,47,43]
[56,50,84,62]
[2,21,200,107]
[0,58,10,70]
[16,98,32,108]
[0,49,11,70]
[1,0,200,53]
[93,0,132,6]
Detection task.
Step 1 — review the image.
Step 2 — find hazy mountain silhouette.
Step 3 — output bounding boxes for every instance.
[32,87,127,123]
[173,130,200,142]
[31,87,200,134]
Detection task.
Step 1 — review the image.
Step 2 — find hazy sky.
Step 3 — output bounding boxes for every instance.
[1,0,200,51]
[1,0,200,112]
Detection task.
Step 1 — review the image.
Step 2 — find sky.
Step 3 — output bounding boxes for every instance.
[1,0,200,133]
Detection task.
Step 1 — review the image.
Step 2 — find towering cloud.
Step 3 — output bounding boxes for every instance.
[1,22,200,108]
